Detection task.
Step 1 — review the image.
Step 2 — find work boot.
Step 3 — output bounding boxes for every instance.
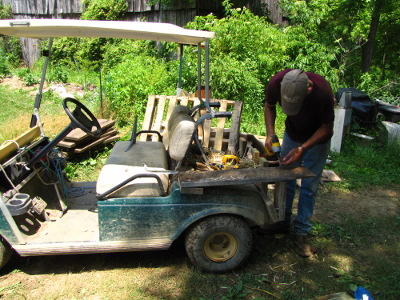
[293,234,314,257]
[260,220,291,235]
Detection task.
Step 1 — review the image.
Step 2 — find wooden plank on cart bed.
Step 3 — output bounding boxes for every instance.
[179,166,315,188]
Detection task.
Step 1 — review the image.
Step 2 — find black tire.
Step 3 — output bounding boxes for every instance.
[185,215,253,273]
[0,238,12,270]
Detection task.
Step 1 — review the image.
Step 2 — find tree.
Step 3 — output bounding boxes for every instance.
[361,0,384,73]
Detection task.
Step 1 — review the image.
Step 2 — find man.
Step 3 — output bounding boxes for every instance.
[264,69,335,257]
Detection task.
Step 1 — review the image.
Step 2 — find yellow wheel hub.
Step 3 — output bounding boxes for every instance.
[204,232,238,262]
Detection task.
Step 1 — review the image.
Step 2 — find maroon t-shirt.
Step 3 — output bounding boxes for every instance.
[265,69,335,143]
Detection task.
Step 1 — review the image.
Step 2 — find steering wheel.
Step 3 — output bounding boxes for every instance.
[63,97,102,137]
[26,98,102,169]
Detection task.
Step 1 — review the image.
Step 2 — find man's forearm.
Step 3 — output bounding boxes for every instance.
[301,123,333,150]
[264,102,277,136]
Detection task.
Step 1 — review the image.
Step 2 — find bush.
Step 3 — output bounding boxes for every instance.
[48,65,69,83]
[0,49,10,77]
[184,2,340,135]
[103,53,176,125]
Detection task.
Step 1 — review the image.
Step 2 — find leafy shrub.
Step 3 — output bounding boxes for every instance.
[15,67,39,86]
[82,0,127,20]
[48,65,69,83]
[24,72,39,86]
[16,67,30,79]
[103,53,175,125]
[185,1,339,135]
[0,49,10,77]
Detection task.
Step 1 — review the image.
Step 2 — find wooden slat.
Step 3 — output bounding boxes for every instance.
[179,96,189,106]
[63,119,115,142]
[141,95,243,153]
[214,100,228,150]
[153,95,166,134]
[60,128,118,149]
[228,101,243,155]
[140,95,157,141]
[73,132,119,154]
[202,118,212,148]
[274,181,287,221]
[166,96,178,121]
[0,125,41,163]
[258,189,278,223]
[179,166,315,188]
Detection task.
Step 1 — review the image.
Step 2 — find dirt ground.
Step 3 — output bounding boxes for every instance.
[0,75,85,98]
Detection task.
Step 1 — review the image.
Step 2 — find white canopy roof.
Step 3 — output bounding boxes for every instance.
[0,19,215,44]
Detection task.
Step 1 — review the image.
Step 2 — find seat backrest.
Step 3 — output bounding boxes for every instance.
[140,95,243,155]
[166,106,196,162]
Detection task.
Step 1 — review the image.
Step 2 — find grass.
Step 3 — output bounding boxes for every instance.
[0,85,69,142]
[1,77,400,299]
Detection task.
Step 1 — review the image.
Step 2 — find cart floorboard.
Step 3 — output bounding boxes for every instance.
[23,182,99,244]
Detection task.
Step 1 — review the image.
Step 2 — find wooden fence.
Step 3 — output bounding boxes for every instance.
[1,0,287,66]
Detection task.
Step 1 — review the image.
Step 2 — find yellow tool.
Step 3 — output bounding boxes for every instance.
[270,135,281,157]
[265,135,281,160]
[222,155,239,165]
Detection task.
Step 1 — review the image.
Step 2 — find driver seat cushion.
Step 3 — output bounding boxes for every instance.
[96,141,168,197]
[96,106,196,198]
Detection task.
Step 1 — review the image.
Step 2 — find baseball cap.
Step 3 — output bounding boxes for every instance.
[280,69,308,116]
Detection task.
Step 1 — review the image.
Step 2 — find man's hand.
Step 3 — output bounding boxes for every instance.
[281,146,303,165]
[264,136,274,155]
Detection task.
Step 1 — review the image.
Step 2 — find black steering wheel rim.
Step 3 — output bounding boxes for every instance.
[62,97,102,137]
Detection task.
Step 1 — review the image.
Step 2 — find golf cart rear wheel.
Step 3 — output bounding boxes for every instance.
[185,215,253,273]
[0,238,12,270]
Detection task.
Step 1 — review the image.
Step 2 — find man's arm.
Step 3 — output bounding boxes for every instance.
[264,102,277,151]
[281,122,333,165]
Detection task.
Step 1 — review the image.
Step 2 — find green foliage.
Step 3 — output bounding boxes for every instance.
[185,2,340,135]
[0,48,10,77]
[103,53,175,125]
[65,147,111,181]
[48,65,69,83]
[82,0,127,20]
[280,0,400,99]
[79,0,128,66]
[330,135,400,190]
[16,67,39,86]
[0,3,12,19]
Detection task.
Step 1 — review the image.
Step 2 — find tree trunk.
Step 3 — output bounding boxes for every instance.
[361,0,384,73]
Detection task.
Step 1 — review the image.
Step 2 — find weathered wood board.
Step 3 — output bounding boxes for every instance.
[62,119,115,142]
[179,166,315,188]
[141,95,243,154]
[0,125,41,163]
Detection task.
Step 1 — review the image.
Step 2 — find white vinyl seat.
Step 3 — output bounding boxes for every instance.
[96,105,195,198]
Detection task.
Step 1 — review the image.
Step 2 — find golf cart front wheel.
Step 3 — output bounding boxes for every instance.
[185,215,253,273]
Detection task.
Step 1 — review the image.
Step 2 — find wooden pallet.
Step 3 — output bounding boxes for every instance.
[57,119,119,155]
[140,95,243,155]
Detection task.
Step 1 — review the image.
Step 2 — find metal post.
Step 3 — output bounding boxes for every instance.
[177,43,183,95]
[205,40,211,111]
[197,43,202,103]
[31,37,53,136]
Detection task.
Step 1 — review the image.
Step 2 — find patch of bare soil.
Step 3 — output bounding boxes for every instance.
[315,185,400,222]
[0,75,85,98]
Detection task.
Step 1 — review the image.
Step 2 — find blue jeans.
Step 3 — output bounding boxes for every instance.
[281,131,330,235]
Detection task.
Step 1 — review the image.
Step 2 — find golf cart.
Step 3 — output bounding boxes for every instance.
[0,19,314,273]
